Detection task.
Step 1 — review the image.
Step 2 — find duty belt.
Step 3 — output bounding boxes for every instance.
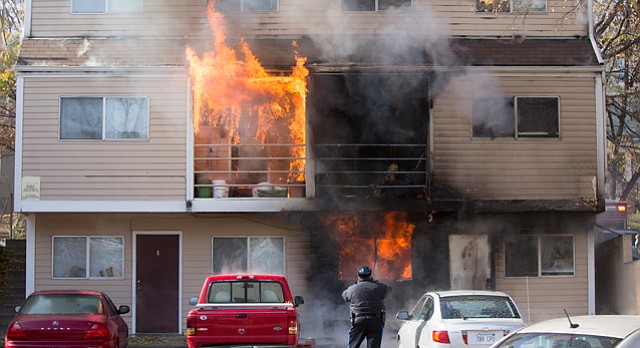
[355,313,381,318]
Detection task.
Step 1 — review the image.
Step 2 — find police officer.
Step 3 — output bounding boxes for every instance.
[342,266,392,348]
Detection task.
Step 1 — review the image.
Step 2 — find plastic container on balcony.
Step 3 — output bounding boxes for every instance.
[196,178,212,198]
[212,180,229,198]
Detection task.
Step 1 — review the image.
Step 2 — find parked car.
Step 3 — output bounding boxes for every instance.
[395,290,525,348]
[3,289,130,348]
[490,315,640,348]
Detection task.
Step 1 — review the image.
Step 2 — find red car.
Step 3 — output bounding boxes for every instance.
[4,289,130,348]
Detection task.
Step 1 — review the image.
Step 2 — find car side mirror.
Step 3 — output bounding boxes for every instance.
[118,305,130,315]
[190,297,198,306]
[14,306,20,313]
[396,311,410,320]
[294,296,304,307]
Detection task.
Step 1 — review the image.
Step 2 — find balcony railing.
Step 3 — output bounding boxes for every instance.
[194,143,428,200]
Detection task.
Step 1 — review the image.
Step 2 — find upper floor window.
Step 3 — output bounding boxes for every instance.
[504,234,574,277]
[472,96,559,139]
[341,0,412,11]
[71,0,143,13]
[53,236,124,279]
[476,0,546,13]
[214,0,278,12]
[60,97,149,141]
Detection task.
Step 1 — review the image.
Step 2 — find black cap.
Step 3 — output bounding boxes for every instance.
[357,266,372,278]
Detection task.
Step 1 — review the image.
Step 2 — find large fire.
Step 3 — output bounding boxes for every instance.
[324,212,414,281]
[186,1,308,184]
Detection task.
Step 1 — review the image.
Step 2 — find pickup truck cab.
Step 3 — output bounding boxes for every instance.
[186,274,304,348]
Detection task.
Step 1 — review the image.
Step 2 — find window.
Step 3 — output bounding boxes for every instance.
[212,237,285,275]
[214,0,278,12]
[52,236,124,279]
[472,96,559,139]
[504,234,574,277]
[472,97,515,138]
[71,0,143,13]
[516,97,559,138]
[60,97,149,140]
[207,281,284,303]
[341,0,411,11]
[476,0,546,13]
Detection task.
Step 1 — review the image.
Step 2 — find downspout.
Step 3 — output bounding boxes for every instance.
[24,0,32,38]
[589,0,605,316]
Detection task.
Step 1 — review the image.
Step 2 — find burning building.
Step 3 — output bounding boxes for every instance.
[14,0,604,343]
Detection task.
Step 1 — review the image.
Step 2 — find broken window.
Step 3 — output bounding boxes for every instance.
[71,0,143,13]
[214,0,278,12]
[52,236,124,279]
[341,0,411,11]
[504,234,574,277]
[60,97,149,140]
[471,96,559,140]
[472,97,515,138]
[476,0,546,13]
[212,237,285,275]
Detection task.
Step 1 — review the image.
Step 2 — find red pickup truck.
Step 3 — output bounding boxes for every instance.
[186,274,305,348]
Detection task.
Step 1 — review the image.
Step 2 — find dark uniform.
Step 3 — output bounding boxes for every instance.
[342,266,392,348]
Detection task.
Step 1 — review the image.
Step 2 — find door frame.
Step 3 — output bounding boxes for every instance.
[132,231,183,334]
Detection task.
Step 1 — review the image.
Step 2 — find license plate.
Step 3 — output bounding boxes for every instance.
[468,331,502,345]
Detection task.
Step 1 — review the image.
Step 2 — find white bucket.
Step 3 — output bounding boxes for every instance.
[212,180,229,198]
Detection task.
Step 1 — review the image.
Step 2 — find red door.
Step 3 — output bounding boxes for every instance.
[136,234,179,333]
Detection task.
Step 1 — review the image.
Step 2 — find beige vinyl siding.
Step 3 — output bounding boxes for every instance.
[495,230,589,324]
[29,0,586,39]
[432,74,597,201]
[33,213,313,333]
[21,75,188,201]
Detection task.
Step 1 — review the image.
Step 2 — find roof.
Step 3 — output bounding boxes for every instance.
[17,36,601,71]
[516,315,640,338]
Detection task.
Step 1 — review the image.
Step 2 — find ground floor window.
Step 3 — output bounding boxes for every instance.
[52,236,124,279]
[212,237,285,275]
[504,234,574,277]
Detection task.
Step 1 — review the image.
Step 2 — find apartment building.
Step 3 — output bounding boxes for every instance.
[14,0,604,338]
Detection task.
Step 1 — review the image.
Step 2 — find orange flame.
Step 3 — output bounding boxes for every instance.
[324,212,414,280]
[186,1,308,182]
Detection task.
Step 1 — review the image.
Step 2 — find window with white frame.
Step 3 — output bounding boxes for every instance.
[472,96,559,139]
[504,234,574,277]
[71,0,143,13]
[214,0,278,12]
[60,97,149,140]
[52,236,124,279]
[212,237,285,275]
[476,0,546,13]
[341,0,411,11]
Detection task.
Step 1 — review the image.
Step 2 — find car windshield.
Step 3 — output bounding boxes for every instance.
[19,294,103,314]
[440,295,521,319]
[207,281,284,303]
[494,333,621,348]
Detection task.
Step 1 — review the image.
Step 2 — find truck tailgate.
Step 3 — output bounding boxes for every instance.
[195,308,290,344]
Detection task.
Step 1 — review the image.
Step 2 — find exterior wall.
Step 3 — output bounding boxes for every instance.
[32,212,313,334]
[596,234,640,315]
[495,226,590,324]
[432,73,598,201]
[20,74,188,201]
[28,0,587,39]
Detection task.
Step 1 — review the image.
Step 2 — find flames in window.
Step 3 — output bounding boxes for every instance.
[185,1,308,183]
[322,211,414,281]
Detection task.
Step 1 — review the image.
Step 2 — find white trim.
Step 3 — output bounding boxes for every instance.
[15,67,187,74]
[25,214,35,296]
[19,200,187,212]
[14,76,24,212]
[132,231,183,335]
[186,77,194,202]
[595,74,606,200]
[587,0,604,65]
[24,0,32,38]
[587,226,595,315]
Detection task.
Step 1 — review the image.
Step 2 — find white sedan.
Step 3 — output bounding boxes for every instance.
[395,290,526,348]
[491,315,640,348]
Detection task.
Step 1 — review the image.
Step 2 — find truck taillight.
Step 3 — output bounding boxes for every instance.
[288,317,298,335]
[432,330,450,344]
[6,322,28,340]
[186,316,197,336]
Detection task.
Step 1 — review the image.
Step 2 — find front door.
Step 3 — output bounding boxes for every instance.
[135,234,180,333]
